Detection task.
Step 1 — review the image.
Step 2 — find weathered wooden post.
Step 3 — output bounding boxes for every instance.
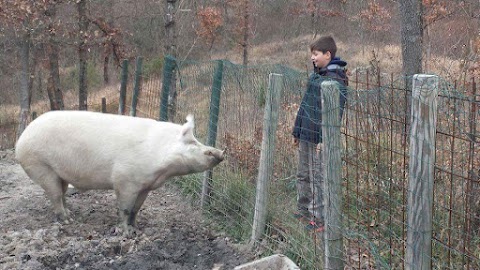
[251,73,283,243]
[130,57,143,117]
[406,74,439,270]
[201,60,224,208]
[118,59,128,115]
[321,80,344,270]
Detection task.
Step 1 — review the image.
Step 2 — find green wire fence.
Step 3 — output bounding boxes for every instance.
[1,55,478,270]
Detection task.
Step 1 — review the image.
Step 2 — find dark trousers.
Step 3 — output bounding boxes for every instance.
[296,140,324,222]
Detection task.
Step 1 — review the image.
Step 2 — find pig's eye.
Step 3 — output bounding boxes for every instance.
[205,150,212,156]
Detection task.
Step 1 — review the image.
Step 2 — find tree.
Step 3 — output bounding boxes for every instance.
[164,0,178,121]
[0,0,50,137]
[197,7,223,52]
[225,0,254,66]
[77,0,89,110]
[44,1,64,110]
[90,17,130,85]
[17,28,32,139]
[241,0,250,66]
[399,0,423,77]
[307,0,345,38]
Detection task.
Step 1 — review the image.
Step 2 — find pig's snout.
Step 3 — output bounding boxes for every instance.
[214,150,225,162]
[207,149,224,163]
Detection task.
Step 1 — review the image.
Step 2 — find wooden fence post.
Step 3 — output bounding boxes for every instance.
[101,97,106,113]
[321,80,344,270]
[201,60,224,208]
[130,57,143,117]
[251,73,283,243]
[406,74,439,270]
[118,59,128,115]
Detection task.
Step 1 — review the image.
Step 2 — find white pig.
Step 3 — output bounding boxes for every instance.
[15,110,224,235]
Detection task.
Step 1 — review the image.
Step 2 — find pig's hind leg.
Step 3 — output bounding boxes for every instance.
[23,163,72,223]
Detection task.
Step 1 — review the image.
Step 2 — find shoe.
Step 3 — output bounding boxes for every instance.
[305,220,324,233]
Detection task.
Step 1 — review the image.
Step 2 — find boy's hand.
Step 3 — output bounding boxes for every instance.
[293,138,299,147]
[317,142,323,151]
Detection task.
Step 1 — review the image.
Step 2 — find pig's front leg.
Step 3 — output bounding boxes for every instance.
[132,190,150,222]
[114,187,144,237]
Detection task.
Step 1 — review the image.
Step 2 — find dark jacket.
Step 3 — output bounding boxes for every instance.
[292,57,348,144]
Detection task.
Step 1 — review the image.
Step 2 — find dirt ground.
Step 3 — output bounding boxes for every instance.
[0,149,253,270]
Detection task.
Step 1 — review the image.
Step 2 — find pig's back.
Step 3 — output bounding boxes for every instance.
[15,111,180,188]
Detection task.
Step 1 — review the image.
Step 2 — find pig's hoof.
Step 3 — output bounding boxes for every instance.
[66,187,79,196]
[111,226,138,238]
[55,214,73,224]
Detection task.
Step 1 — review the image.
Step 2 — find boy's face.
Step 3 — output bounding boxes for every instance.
[311,50,331,69]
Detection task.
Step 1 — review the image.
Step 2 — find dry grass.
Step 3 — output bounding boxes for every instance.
[0,34,471,148]
[213,34,468,81]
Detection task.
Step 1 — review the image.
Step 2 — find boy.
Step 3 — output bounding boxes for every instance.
[292,35,348,232]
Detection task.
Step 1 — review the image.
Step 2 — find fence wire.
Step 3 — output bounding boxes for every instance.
[131,58,479,269]
[1,56,479,269]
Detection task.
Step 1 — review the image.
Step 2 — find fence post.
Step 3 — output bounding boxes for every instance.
[406,74,439,270]
[130,57,143,117]
[251,73,283,243]
[118,59,128,115]
[321,80,344,270]
[159,55,176,121]
[101,97,106,113]
[201,60,224,208]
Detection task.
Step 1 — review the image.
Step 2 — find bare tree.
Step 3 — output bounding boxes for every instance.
[399,0,423,77]
[17,28,32,139]
[225,0,253,66]
[0,0,49,138]
[241,0,249,66]
[90,17,130,85]
[77,0,89,110]
[45,1,64,110]
[164,0,178,121]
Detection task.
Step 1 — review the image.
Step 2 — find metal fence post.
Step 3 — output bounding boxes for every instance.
[321,80,344,270]
[406,74,439,270]
[251,73,283,243]
[201,60,224,208]
[130,57,143,117]
[159,55,176,121]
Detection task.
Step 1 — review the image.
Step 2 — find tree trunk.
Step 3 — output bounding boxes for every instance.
[399,0,423,77]
[222,0,230,50]
[77,0,89,111]
[310,0,318,38]
[242,0,249,66]
[17,30,31,140]
[103,44,111,85]
[45,2,64,110]
[164,0,177,121]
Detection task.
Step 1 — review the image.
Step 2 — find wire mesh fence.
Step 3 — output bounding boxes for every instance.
[1,55,479,269]
[131,57,478,269]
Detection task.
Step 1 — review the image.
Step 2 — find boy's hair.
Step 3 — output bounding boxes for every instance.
[310,36,337,58]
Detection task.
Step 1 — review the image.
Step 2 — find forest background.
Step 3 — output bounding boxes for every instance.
[0,1,479,269]
[0,0,479,115]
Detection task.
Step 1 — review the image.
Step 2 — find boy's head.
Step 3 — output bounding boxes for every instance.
[310,35,337,58]
[310,36,337,68]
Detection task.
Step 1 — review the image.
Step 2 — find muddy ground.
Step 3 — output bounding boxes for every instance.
[0,149,253,270]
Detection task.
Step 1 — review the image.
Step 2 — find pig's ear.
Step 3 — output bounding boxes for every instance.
[181,114,195,140]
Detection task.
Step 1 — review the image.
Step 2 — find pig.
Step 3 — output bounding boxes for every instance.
[15,110,224,235]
